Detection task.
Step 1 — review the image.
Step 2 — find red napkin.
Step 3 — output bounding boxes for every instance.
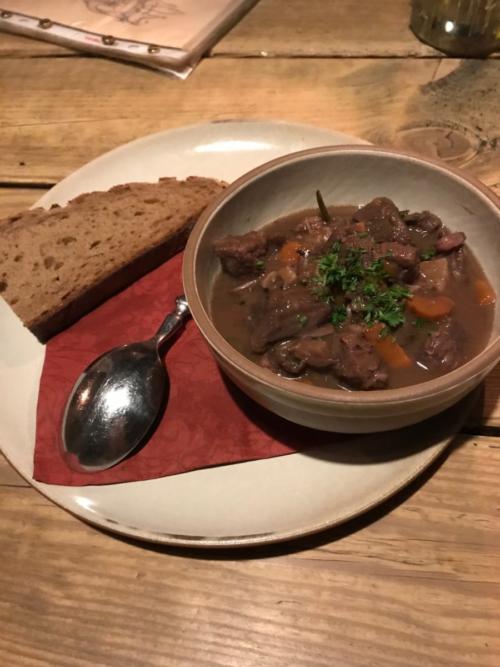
[35,253,340,485]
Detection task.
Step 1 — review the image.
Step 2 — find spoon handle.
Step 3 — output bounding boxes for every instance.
[155,295,191,346]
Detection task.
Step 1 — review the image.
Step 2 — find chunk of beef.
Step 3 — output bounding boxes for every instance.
[403,211,443,233]
[420,320,462,371]
[374,242,418,269]
[296,253,319,283]
[263,341,307,375]
[372,241,419,283]
[295,216,336,253]
[265,338,334,376]
[343,234,376,256]
[329,220,354,244]
[299,323,336,338]
[291,338,335,368]
[333,327,388,390]
[436,232,466,254]
[250,286,331,352]
[354,197,410,244]
[214,230,267,277]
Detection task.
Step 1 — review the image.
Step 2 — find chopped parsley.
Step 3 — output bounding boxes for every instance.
[317,242,377,294]
[331,305,348,327]
[414,317,438,332]
[362,281,378,297]
[315,241,410,331]
[297,313,308,327]
[255,259,265,270]
[420,247,436,261]
[361,283,410,329]
[365,257,387,278]
[377,326,392,339]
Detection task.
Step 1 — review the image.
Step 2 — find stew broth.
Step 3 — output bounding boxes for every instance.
[211,198,495,391]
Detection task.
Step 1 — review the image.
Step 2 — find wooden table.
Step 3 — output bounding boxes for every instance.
[1,2,499,665]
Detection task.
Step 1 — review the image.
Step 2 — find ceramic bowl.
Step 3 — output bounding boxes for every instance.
[183,145,500,432]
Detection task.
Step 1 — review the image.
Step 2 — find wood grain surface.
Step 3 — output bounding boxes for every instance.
[1,56,498,189]
[0,437,499,667]
[214,0,440,57]
[1,3,499,665]
[0,187,49,217]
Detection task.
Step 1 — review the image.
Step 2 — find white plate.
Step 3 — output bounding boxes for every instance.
[0,120,467,548]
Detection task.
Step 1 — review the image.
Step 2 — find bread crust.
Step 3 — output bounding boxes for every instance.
[0,177,226,341]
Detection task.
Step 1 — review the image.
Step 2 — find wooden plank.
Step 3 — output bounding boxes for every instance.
[0,1,437,60]
[466,365,500,429]
[215,0,439,57]
[0,56,498,189]
[3,55,431,182]
[387,58,500,193]
[483,368,500,427]
[0,453,28,487]
[0,187,47,218]
[0,436,498,666]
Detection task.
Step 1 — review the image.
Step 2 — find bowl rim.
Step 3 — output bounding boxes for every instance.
[183,144,500,407]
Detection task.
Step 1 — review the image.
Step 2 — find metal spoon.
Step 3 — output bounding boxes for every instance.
[61,295,190,473]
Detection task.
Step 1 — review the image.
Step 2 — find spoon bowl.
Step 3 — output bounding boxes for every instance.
[61,296,189,473]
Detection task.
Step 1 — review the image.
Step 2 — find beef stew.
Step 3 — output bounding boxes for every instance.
[211,195,496,391]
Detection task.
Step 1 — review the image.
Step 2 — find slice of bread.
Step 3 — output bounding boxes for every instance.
[0,176,225,341]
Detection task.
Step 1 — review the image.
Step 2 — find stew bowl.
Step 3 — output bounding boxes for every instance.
[183,145,500,432]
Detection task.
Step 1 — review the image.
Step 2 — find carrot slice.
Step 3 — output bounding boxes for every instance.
[277,241,302,266]
[407,295,454,320]
[365,324,412,369]
[475,279,496,306]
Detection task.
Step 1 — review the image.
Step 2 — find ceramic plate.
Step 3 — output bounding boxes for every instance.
[0,120,468,548]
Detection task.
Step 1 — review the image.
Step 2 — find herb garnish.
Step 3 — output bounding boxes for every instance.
[255,259,264,270]
[331,305,348,326]
[297,313,308,327]
[361,283,410,329]
[413,317,438,332]
[317,242,372,294]
[316,242,410,330]
[420,247,436,261]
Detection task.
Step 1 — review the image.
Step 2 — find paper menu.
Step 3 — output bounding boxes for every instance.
[0,0,258,77]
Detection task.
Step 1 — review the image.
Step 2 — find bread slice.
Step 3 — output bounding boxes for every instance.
[0,177,225,341]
